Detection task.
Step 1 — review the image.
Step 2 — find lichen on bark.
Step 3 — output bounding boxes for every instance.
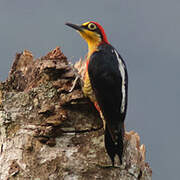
[0,47,152,180]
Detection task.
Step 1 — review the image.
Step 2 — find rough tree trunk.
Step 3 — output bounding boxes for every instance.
[0,47,152,180]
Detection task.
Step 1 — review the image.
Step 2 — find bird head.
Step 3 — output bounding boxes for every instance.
[66,21,109,55]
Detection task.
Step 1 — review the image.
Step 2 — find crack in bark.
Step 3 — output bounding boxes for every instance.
[138,170,143,180]
[61,126,103,134]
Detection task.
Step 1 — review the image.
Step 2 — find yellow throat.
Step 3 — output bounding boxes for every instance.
[79,29,101,59]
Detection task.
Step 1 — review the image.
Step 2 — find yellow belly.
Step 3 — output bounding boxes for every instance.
[82,71,106,129]
[82,71,96,103]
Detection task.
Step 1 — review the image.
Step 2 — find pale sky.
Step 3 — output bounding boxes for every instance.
[0,0,180,179]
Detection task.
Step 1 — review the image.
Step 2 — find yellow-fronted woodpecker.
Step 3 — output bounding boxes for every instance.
[66,21,128,166]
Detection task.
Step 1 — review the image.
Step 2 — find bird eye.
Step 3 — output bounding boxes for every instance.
[88,23,97,30]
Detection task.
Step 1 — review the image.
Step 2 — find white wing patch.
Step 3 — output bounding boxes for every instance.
[114,50,126,113]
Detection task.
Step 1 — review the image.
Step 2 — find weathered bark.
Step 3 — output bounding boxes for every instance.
[0,47,152,180]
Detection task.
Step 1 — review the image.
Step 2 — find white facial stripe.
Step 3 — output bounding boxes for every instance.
[114,50,126,113]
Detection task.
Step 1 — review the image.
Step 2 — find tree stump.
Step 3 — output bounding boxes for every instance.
[0,47,152,180]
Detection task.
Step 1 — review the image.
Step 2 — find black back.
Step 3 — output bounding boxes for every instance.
[88,43,128,124]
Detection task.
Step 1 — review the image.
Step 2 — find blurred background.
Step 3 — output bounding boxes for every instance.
[0,0,180,179]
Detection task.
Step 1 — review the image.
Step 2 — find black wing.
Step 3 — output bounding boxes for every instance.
[88,43,128,139]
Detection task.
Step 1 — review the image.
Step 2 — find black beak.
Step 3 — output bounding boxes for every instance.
[65,22,83,32]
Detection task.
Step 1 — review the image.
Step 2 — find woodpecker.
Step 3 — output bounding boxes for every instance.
[66,21,128,166]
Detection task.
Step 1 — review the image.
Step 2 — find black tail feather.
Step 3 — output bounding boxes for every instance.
[104,124,124,166]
